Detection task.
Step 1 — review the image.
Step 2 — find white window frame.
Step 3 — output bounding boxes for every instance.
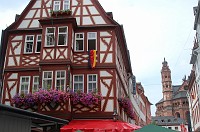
[32,76,39,93]
[87,74,97,93]
[63,0,70,10]
[75,33,84,52]
[42,71,53,90]
[53,1,61,11]
[24,35,34,53]
[45,27,55,47]
[35,35,42,53]
[87,32,97,51]
[73,74,84,92]
[57,26,68,46]
[20,76,30,95]
[55,70,66,91]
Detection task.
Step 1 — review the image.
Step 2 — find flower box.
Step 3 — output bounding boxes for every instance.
[12,89,69,111]
[70,91,103,106]
[50,9,72,17]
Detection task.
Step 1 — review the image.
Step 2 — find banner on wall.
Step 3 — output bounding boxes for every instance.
[88,50,96,69]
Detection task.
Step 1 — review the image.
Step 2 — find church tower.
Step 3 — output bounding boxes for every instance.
[161,58,173,116]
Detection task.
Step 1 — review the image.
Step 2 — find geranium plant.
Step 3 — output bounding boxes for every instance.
[12,89,69,109]
[118,97,135,119]
[70,90,103,106]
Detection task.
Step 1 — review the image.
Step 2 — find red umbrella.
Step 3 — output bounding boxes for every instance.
[61,119,141,132]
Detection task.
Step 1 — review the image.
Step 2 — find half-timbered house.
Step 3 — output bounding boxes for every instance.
[0,0,143,126]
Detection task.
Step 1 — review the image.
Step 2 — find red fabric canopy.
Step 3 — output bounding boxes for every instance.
[61,120,141,132]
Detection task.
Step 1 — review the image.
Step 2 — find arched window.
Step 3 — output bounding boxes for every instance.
[186,111,190,121]
[176,112,180,118]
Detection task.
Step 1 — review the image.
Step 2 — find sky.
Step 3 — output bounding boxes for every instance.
[0,0,198,116]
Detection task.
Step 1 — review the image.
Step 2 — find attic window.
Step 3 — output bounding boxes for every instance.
[53,1,61,11]
[63,0,70,10]
[53,0,70,11]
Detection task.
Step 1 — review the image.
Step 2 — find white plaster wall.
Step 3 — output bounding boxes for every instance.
[105,54,112,63]
[25,10,36,18]
[12,36,22,41]
[18,20,31,28]
[8,57,15,66]
[93,16,106,24]
[83,0,93,5]
[88,6,99,15]
[83,17,93,25]
[33,0,41,8]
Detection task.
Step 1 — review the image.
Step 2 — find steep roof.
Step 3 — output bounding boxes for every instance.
[156,84,187,105]
[152,116,187,126]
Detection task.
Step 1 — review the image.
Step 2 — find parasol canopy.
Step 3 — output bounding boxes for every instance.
[61,119,141,132]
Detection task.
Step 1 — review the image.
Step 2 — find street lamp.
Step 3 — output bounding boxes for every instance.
[113,108,118,122]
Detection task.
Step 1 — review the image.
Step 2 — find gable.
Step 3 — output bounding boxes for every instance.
[14,0,114,29]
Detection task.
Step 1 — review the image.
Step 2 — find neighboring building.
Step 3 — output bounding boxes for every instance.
[128,80,152,126]
[187,2,200,131]
[152,116,188,132]
[155,59,191,131]
[0,0,151,127]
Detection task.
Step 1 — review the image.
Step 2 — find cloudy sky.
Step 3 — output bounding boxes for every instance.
[0,0,197,116]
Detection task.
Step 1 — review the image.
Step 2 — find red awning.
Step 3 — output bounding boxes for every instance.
[61,119,141,132]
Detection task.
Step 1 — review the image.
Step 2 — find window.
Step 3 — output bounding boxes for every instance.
[87,32,97,50]
[87,74,97,92]
[36,35,42,53]
[63,0,70,10]
[75,33,84,51]
[73,75,84,92]
[168,127,171,129]
[46,27,55,46]
[175,127,178,130]
[43,71,53,89]
[24,35,34,53]
[176,112,180,118]
[56,71,66,91]
[58,27,67,46]
[53,1,61,11]
[20,76,30,95]
[33,76,39,93]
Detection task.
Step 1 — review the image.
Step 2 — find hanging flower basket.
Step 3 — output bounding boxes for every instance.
[118,97,135,120]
